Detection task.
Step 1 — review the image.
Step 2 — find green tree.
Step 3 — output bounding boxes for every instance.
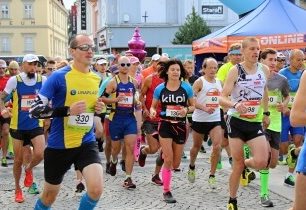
[172,6,211,44]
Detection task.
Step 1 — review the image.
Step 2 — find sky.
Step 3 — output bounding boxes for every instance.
[63,0,76,9]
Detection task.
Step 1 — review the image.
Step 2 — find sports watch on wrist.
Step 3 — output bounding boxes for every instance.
[263,111,270,116]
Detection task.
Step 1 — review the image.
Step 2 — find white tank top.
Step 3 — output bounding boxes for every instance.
[227,63,266,121]
[192,76,222,122]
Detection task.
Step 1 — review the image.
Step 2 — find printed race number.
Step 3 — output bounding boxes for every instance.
[21,95,36,111]
[166,105,182,118]
[268,96,278,106]
[117,92,133,108]
[240,101,260,119]
[68,113,94,128]
[205,91,220,108]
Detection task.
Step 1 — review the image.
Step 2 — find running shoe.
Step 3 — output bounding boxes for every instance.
[6,151,14,160]
[105,162,110,174]
[208,175,216,189]
[152,174,163,186]
[163,191,176,203]
[187,169,196,183]
[123,177,136,189]
[261,194,274,207]
[24,168,33,187]
[1,158,8,167]
[227,201,238,210]
[240,169,249,186]
[15,189,25,203]
[28,182,40,194]
[284,175,295,187]
[75,182,85,193]
[182,151,187,159]
[109,161,117,176]
[200,145,206,153]
[278,155,287,165]
[138,146,147,167]
[286,144,297,168]
[120,160,126,172]
[244,168,256,182]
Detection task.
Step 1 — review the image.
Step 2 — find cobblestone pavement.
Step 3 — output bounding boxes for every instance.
[0,148,293,210]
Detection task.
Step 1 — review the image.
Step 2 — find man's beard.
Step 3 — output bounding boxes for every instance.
[27,72,35,79]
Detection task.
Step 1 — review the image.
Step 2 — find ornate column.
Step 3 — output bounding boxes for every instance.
[126,27,147,62]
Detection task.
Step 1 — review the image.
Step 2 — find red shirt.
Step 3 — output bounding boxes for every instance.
[0,76,10,91]
[141,65,156,79]
[145,74,163,122]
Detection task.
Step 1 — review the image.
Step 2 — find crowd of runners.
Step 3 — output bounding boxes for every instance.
[0,34,305,210]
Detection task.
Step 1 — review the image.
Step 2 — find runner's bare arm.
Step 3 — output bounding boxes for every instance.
[262,65,270,112]
[0,91,9,111]
[140,76,152,110]
[101,79,120,104]
[219,66,238,108]
[192,78,205,111]
[150,98,158,118]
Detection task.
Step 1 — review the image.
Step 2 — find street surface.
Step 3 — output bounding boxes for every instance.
[0,136,294,210]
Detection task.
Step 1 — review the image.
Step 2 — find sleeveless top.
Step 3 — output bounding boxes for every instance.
[11,74,43,130]
[109,75,136,120]
[192,76,222,122]
[228,63,266,122]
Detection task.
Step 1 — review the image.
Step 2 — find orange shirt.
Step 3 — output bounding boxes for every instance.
[141,65,156,79]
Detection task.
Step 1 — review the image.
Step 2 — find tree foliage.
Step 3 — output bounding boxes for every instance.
[172,6,211,44]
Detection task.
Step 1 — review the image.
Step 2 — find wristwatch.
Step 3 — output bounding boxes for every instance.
[263,111,270,116]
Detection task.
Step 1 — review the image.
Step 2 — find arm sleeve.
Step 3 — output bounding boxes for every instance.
[281,77,290,97]
[183,81,194,98]
[153,83,163,100]
[3,76,17,95]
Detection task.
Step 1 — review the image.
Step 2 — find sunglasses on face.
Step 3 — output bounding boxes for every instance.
[74,44,95,51]
[119,63,131,67]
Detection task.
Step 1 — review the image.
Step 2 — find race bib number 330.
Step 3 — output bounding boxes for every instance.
[68,113,94,131]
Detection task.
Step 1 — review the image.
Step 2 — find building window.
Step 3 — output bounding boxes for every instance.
[24,3,33,19]
[24,36,34,52]
[0,4,9,19]
[0,36,11,52]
